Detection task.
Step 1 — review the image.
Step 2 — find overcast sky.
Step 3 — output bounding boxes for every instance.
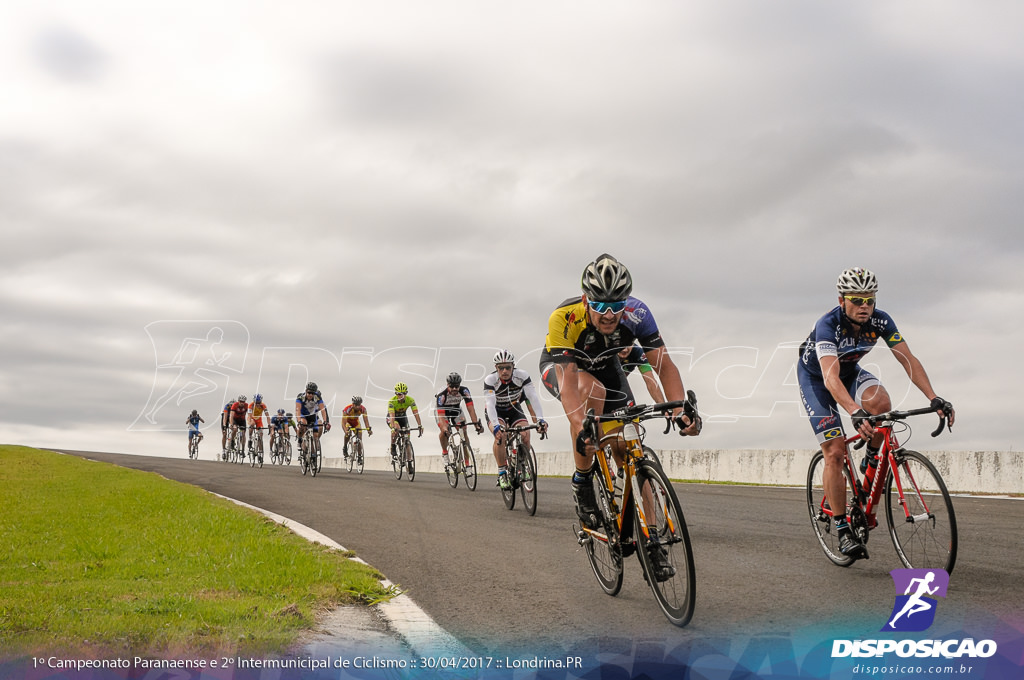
[2,1,1021,460]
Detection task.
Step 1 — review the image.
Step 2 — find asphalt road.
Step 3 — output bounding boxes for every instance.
[59,449,1023,657]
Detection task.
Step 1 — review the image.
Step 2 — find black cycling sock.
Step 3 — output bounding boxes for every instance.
[572,469,592,485]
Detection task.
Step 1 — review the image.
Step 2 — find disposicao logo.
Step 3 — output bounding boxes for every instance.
[831,569,998,659]
[883,568,948,632]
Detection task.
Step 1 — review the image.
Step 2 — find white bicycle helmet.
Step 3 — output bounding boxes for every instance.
[836,267,878,294]
[493,349,515,365]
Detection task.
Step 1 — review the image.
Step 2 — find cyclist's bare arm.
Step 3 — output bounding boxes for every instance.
[889,340,953,424]
[646,346,699,434]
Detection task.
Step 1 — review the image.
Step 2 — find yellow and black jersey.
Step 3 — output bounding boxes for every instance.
[542,295,665,373]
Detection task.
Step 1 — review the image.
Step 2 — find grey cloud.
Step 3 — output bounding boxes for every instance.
[34,26,108,82]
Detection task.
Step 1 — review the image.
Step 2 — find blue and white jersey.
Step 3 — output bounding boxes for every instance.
[800,306,904,380]
[295,390,325,418]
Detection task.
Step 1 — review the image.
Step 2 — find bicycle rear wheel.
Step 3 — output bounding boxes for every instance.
[354,439,364,474]
[518,444,537,516]
[405,442,415,481]
[806,450,857,568]
[583,469,624,596]
[462,442,477,491]
[884,449,957,573]
[633,459,696,627]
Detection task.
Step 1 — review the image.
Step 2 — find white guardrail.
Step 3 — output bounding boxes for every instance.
[323,448,1023,495]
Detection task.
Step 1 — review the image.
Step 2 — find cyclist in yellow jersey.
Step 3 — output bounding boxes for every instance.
[247,393,270,455]
[386,382,423,458]
[544,254,700,539]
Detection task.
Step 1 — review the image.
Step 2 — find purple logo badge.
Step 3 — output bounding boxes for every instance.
[882,569,949,632]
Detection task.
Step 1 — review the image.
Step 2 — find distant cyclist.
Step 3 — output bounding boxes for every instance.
[386,382,423,458]
[295,382,330,455]
[270,408,295,446]
[342,396,373,460]
[434,372,484,472]
[220,400,233,459]
[224,395,249,454]
[247,393,270,454]
[797,267,955,561]
[483,350,548,491]
[185,409,204,455]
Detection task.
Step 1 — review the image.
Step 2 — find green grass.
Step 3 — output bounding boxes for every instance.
[0,445,395,658]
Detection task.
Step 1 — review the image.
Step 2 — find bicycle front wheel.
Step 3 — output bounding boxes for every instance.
[806,450,857,568]
[405,442,415,481]
[354,439,364,474]
[462,442,477,491]
[884,449,957,573]
[310,437,322,477]
[346,442,355,473]
[501,448,516,510]
[393,442,404,480]
[299,438,309,475]
[633,459,696,627]
[445,448,460,489]
[256,437,264,469]
[519,444,537,516]
[584,468,624,596]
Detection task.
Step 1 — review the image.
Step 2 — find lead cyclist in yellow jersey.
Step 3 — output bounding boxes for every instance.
[543,254,701,542]
[247,394,270,454]
[387,382,423,457]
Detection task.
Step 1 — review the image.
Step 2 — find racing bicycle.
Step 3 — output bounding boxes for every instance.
[498,423,544,515]
[807,403,957,572]
[226,425,246,464]
[270,426,292,465]
[344,427,369,474]
[391,426,420,481]
[188,432,202,460]
[248,427,265,468]
[576,395,699,628]
[444,419,480,491]
[298,426,323,477]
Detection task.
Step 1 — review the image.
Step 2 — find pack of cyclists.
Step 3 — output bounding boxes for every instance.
[186,257,954,572]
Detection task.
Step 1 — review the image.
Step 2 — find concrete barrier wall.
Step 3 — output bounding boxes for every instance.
[325,448,1023,495]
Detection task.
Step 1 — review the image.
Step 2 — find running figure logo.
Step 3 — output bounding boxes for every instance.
[132,321,249,430]
[882,569,949,632]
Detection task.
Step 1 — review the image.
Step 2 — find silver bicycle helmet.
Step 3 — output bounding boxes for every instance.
[581,253,633,302]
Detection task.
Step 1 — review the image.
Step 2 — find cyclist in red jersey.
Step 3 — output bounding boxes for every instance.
[341,396,372,460]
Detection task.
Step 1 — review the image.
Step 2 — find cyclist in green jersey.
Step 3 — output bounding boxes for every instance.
[387,382,423,457]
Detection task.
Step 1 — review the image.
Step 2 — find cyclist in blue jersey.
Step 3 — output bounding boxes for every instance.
[185,409,204,455]
[797,267,955,561]
[295,381,330,454]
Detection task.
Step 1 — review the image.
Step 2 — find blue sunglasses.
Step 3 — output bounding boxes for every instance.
[588,299,627,314]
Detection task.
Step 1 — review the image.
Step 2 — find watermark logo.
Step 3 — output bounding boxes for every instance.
[883,569,948,633]
[132,321,249,430]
